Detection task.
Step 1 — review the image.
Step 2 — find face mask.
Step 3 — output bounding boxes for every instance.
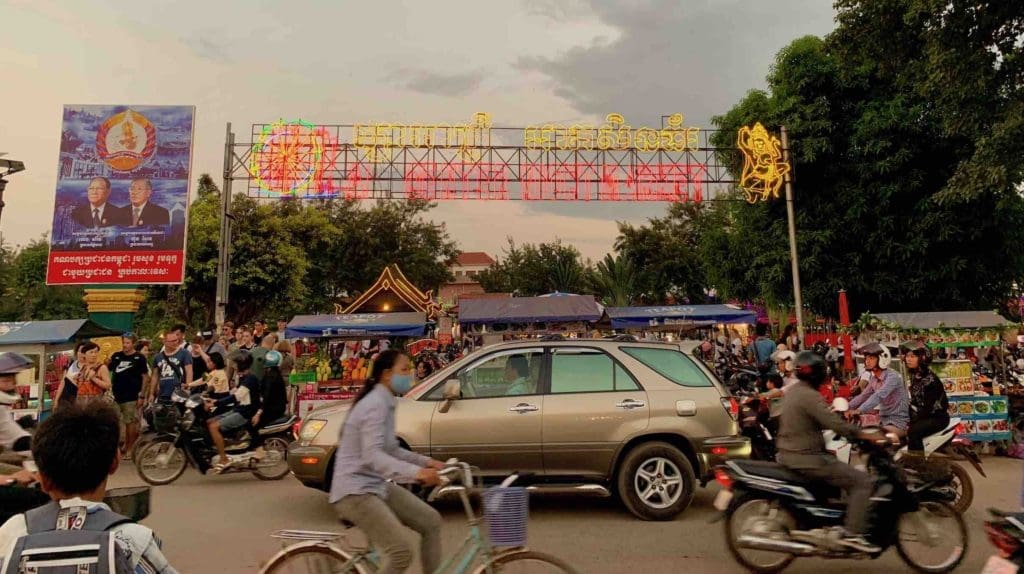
[390,373,414,395]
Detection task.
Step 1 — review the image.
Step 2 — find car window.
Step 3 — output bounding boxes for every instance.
[622,347,713,387]
[550,348,640,394]
[426,349,544,399]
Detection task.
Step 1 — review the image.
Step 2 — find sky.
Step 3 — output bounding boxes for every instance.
[0,0,837,260]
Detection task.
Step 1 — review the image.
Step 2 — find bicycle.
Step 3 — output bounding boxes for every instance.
[259,461,578,573]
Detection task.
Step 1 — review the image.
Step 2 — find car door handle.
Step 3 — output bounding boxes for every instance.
[509,403,539,414]
[615,399,646,410]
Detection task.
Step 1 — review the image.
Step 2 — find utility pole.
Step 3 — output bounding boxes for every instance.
[214,123,234,328]
[780,126,805,343]
[0,156,26,232]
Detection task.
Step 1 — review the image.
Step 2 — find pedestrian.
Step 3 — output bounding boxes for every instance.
[53,343,86,411]
[415,360,434,381]
[108,334,149,459]
[275,340,295,379]
[149,329,193,403]
[261,351,288,428]
[188,334,210,382]
[221,321,236,346]
[252,320,267,346]
[331,349,444,574]
[778,323,800,351]
[226,326,256,383]
[274,318,289,343]
[190,328,228,384]
[73,342,111,405]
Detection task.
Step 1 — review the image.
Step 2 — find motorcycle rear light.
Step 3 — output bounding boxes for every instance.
[721,397,740,421]
[955,423,967,436]
[714,468,733,490]
[300,457,320,465]
[985,523,1021,558]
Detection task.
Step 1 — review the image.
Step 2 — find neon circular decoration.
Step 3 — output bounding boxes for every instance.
[250,119,325,196]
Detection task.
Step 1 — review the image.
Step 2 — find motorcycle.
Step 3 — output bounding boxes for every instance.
[714,429,968,573]
[134,391,295,485]
[735,389,777,462]
[983,509,1024,571]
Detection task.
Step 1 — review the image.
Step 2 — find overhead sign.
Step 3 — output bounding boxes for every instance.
[242,113,725,202]
[46,105,195,285]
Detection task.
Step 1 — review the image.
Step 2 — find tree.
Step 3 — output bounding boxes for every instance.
[615,202,715,304]
[0,237,86,321]
[478,239,587,296]
[588,253,639,307]
[705,4,1024,317]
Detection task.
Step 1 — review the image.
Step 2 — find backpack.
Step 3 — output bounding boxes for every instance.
[3,502,134,574]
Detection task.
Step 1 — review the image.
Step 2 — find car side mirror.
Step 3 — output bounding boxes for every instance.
[439,380,461,414]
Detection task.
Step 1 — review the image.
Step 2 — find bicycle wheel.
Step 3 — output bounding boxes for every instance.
[473,549,579,574]
[260,542,370,574]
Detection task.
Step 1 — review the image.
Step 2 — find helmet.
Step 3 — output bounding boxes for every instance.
[794,351,827,386]
[899,340,932,366]
[771,349,796,372]
[858,341,892,370]
[265,350,282,368]
[234,352,254,372]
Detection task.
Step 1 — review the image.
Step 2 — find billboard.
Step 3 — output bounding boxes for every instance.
[46,105,195,285]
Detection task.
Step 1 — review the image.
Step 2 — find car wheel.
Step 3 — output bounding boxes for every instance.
[616,441,695,521]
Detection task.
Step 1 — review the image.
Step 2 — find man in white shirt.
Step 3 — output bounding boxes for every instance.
[0,402,176,573]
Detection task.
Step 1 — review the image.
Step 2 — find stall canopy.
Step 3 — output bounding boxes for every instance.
[286,312,427,339]
[871,311,1012,330]
[459,295,603,325]
[606,305,757,330]
[0,320,121,346]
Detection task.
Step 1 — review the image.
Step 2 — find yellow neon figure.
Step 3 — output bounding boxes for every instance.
[737,122,790,203]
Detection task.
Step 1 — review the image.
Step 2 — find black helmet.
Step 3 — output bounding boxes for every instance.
[900,340,932,366]
[794,351,827,387]
[234,352,254,372]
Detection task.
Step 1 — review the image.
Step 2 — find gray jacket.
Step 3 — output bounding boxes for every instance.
[777,381,861,458]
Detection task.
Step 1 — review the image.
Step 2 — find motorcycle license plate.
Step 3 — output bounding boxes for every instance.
[982,555,1019,574]
[714,490,733,511]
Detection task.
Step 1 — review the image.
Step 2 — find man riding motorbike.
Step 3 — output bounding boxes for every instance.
[847,342,910,437]
[777,351,883,553]
[0,352,48,523]
[901,340,950,452]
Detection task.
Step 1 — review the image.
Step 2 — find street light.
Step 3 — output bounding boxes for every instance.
[0,155,26,229]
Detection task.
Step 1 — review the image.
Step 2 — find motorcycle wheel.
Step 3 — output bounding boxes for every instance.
[948,463,973,514]
[895,501,967,573]
[724,497,796,574]
[135,440,188,485]
[253,436,291,481]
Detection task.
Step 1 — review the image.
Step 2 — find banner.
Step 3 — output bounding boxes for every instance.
[46,105,195,285]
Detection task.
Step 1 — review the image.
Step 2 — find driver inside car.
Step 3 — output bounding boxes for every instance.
[503,356,533,396]
[777,351,883,553]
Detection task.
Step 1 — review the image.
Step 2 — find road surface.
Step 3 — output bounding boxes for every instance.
[111,455,1021,573]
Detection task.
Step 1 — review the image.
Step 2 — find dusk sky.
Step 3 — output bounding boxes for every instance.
[2,0,836,260]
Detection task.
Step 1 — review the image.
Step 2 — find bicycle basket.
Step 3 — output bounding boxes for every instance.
[152,403,180,433]
[482,486,528,547]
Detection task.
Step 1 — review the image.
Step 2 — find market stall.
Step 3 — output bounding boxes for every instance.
[0,319,121,422]
[285,312,428,417]
[458,295,603,342]
[859,311,1014,443]
[605,304,757,331]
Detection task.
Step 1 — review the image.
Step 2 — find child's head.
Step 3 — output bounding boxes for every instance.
[32,401,120,499]
[209,351,226,370]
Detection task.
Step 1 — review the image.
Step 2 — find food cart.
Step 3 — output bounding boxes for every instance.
[859,311,1013,444]
[0,320,121,422]
[285,312,428,417]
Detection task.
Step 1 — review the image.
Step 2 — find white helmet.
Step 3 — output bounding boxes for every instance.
[771,349,796,372]
[858,342,892,370]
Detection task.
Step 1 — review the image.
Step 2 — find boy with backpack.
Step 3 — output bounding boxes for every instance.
[0,402,177,573]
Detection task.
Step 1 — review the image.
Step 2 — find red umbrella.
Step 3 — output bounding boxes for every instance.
[839,290,855,371]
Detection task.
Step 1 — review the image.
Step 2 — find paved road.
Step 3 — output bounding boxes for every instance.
[111,456,1021,573]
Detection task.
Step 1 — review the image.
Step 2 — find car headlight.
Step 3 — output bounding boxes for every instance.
[299,419,328,442]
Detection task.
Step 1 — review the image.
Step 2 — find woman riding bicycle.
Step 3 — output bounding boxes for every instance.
[331,349,447,574]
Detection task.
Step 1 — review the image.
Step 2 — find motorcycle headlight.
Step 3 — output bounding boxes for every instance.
[299,419,327,442]
[181,410,195,430]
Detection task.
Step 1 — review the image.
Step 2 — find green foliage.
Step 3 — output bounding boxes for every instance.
[0,237,86,321]
[477,239,587,296]
[588,253,639,307]
[705,2,1024,317]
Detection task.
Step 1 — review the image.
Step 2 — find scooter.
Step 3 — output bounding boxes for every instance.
[134,392,295,485]
[826,398,984,513]
[715,424,968,573]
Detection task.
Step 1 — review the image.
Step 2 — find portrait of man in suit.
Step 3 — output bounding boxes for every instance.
[71,177,129,228]
[127,178,170,227]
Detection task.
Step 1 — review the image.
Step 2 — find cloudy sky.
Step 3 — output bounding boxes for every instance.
[1,0,836,260]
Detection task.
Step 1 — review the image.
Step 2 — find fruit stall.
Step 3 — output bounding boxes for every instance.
[0,320,121,422]
[284,312,429,417]
[858,310,1014,443]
